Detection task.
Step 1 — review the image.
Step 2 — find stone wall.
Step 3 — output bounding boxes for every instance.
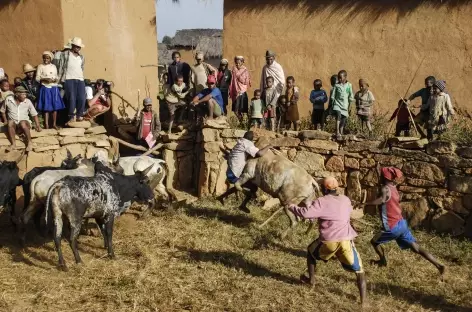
[193,124,472,237]
[0,124,110,180]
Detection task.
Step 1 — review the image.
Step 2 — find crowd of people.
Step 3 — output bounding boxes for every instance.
[0,37,116,152]
[162,50,456,141]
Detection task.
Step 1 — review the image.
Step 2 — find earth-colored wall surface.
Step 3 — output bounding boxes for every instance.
[0,0,63,78]
[60,0,159,117]
[223,0,472,117]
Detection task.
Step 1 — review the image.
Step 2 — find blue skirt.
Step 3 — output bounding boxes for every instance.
[37,86,65,112]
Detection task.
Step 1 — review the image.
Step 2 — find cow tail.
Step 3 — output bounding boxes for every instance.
[45,182,60,226]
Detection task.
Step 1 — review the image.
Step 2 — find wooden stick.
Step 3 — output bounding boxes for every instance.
[142,142,164,157]
[258,207,284,229]
[109,136,163,156]
[403,55,426,99]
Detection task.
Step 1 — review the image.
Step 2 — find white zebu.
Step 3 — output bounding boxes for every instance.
[118,156,170,202]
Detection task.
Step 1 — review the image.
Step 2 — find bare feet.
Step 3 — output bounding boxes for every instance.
[6,144,16,152]
[238,205,250,214]
[370,259,387,267]
[438,264,446,280]
[26,143,32,152]
[299,274,314,287]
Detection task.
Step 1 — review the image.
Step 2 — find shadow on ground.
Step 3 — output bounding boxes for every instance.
[176,246,300,285]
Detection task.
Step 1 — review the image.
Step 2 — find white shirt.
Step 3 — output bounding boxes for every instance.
[0,96,38,124]
[65,53,84,81]
[228,138,259,178]
[35,64,58,88]
[85,86,94,100]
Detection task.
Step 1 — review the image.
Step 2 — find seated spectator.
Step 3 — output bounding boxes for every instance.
[191,76,224,120]
[165,74,190,133]
[0,79,13,121]
[134,98,161,147]
[36,51,65,129]
[84,79,111,122]
[21,63,40,105]
[1,86,42,151]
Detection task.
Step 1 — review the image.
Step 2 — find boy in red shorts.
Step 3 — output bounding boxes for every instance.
[365,167,445,277]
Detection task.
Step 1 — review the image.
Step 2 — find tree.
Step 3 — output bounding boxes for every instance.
[162,36,172,44]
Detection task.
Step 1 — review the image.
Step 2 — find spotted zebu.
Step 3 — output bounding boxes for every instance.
[45,161,155,270]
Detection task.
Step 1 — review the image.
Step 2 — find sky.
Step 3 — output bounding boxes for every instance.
[156,0,224,42]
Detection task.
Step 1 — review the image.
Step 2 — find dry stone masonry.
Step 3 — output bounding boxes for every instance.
[2,118,471,238]
[187,123,472,238]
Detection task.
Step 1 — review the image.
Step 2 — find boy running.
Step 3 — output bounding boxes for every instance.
[288,177,366,306]
[364,167,446,277]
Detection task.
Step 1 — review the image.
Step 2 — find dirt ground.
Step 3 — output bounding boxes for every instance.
[0,197,471,312]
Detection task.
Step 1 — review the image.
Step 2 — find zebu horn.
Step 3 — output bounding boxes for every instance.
[140,164,154,177]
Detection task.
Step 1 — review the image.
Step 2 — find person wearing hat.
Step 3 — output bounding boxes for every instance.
[288,176,366,306]
[35,51,65,129]
[21,63,40,104]
[167,51,191,86]
[52,39,72,69]
[1,86,42,151]
[229,56,251,121]
[191,75,224,120]
[57,37,86,124]
[191,52,217,94]
[260,50,285,101]
[134,97,161,147]
[364,167,445,278]
[216,59,231,115]
[425,80,455,140]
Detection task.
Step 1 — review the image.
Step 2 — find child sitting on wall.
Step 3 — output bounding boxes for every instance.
[165,74,190,133]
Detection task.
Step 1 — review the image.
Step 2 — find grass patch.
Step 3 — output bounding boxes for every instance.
[0,198,470,311]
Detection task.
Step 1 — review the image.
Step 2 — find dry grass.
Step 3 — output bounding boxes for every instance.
[0,198,471,312]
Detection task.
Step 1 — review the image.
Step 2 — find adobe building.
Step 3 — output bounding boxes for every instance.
[0,0,158,119]
[223,0,472,117]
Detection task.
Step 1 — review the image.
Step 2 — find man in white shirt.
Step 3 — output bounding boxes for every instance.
[1,86,42,151]
[57,37,86,125]
[217,131,271,213]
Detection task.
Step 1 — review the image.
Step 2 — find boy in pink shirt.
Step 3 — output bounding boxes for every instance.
[288,177,366,306]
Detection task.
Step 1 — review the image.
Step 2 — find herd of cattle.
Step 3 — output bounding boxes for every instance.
[0,150,170,270]
[0,138,323,271]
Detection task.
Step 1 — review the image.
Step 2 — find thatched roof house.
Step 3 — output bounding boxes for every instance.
[158,43,176,65]
[170,28,222,59]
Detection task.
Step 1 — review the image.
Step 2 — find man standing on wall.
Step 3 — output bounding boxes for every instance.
[191,52,217,94]
[57,37,86,125]
[260,50,285,101]
[168,51,191,86]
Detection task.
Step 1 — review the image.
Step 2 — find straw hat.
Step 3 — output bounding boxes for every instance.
[14,86,28,93]
[64,39,72,49]
[23,63,36,74]
[70,37,85,48]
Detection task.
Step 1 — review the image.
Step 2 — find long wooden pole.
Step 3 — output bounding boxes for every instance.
[109,136,163,157]
[403,55,426,99]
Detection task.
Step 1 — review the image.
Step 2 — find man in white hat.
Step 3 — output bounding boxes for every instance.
[191,52,217,94]
[21,63,40,104]
[57,36,86,124]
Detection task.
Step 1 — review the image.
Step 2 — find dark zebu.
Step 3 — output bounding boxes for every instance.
[0,159,22,227]
[45,161,155,270]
